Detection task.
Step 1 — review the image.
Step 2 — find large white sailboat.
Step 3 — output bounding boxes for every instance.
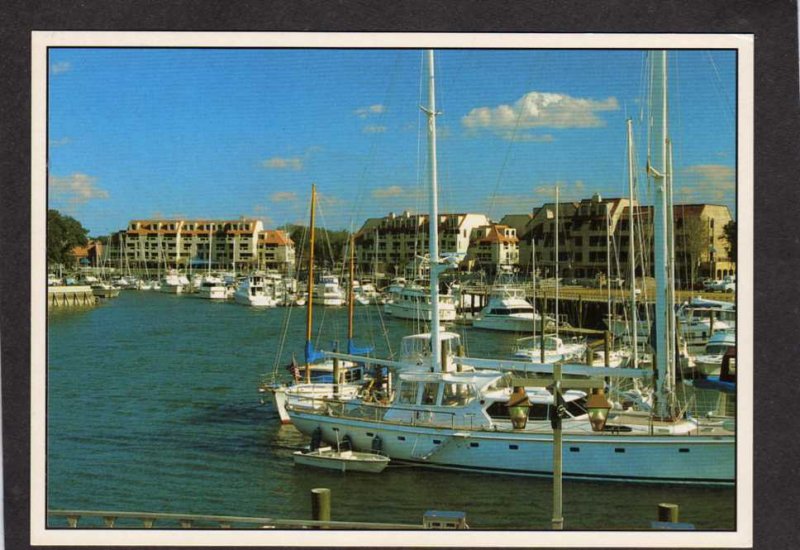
[286,50,734,485]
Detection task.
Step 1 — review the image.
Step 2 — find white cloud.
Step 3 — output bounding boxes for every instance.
[463,91,619,140]
[371,185,405,199]
[49,173,109,206]
[262,157,303,170]
[355,104,386,118]
[533,180,587,201]
[51,61,72,75]
[363,125,387,134]
[271,191,297,202]
[678,164,735,203]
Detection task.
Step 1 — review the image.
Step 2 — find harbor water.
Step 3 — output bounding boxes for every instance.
[46,291,735,530]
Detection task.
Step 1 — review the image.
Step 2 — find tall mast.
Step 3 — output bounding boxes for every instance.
[305,184,317,383]
[626,118,638,369]
[531,234,536,329]
[606,202,611,320]
[554,185,559,340]
[423,49,442,372]
[649,50,675,418]
[348,234,356,343]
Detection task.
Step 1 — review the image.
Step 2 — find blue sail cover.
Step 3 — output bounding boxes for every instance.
[305,341,325,364]
[347,339,373,356]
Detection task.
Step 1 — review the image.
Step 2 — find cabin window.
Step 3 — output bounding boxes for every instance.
[442,383,474,406]
[570,447,580,452]
[398,382,418,405]
[509,444,519,450]
[615,448,625,453]
[421,383,439,405]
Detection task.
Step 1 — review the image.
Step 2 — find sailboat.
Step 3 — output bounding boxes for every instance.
[260,186,371,423]
[286,50,734,484]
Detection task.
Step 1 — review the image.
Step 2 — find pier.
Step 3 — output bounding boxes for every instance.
[47,285,97,308]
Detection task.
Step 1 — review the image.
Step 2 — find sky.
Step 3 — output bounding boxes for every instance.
[47,48,737,236]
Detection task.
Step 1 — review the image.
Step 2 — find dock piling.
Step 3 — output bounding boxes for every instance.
[657,503,679,523]
[311,488,331,526]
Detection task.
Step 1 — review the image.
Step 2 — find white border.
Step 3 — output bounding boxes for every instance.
[31,31,753,547]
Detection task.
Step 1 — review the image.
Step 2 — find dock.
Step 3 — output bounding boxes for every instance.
[47,285,97,308]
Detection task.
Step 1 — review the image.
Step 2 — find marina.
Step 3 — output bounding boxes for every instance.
[47,290,735,530]
[41,42,743,538]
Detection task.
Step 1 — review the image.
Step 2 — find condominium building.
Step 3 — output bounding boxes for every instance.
[106,218,296,273]
[353,211,490,278]
[465,223,520,276]
[515,194,734,286]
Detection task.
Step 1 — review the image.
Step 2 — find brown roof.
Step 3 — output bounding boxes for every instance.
[258,230,293,246]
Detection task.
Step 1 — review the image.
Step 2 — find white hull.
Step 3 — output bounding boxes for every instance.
[234,292,277,307]
[317,296,345,307]
[197,286,228,300]
[384,301,457,322]
[289,411,734,484]
[160,284,184,294]
[293,448,390,473]
[474,314,539,333]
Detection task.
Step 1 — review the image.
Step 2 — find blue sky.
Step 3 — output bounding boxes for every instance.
[47,48,736,235]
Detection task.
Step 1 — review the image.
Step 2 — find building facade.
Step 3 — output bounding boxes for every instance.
[515,194,734,287]
[465,223,520,276]
[353,211,490,279]
[105,218,296,274]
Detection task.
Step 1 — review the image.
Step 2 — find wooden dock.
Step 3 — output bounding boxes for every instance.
[47,286,97,308]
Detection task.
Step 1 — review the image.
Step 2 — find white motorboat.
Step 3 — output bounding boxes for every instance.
[234,273,278,307]
[196,280,228,300]
[693,330,736,377]
[286,50,734,485]
[473,280,550,333]
[513,335,587,364]
[677,297,735,351]
[314,274,346,306]
[161,271,190,294]
[293,446,390,473]
[383,281,457,322]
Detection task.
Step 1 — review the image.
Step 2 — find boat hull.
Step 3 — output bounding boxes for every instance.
[473,315,538,333]
[289,412,734,485]
[293,449,390,473]
[384,302,457,322]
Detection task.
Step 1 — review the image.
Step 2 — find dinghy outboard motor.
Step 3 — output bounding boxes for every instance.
[310,427,323,451]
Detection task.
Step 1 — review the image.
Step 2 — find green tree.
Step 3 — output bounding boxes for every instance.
[47,209,89,266]
[722,220,736,263]
[681,215,710,289]
[284,224,351,270]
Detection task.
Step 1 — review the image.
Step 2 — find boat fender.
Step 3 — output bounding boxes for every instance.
[371,435,383,454]
[341,434,353,451]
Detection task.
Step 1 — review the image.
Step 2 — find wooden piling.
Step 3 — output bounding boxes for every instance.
[311,488,331,525]
[657,503,679,523]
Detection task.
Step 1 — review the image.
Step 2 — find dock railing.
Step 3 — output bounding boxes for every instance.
[47,509,426,530]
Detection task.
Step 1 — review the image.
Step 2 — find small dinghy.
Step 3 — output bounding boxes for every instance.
[293,446,390,473]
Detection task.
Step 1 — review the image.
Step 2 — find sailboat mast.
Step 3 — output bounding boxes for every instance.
[650,50,675,418]
[424,49,442,372]
[626,118,639,369]
[348,234,355,342]
[305,184,317,383]
[555,185,559,340]
[531,234,536,330]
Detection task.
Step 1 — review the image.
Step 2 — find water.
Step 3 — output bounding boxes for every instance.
[46,291,735,530]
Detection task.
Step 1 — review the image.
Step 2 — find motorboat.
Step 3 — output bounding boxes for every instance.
[693,330,736,377]
[234,273,278,307]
